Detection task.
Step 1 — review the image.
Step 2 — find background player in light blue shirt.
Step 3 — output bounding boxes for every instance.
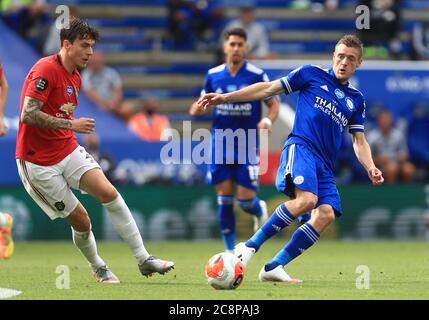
[190,28,280,252]
[198,35,384,282]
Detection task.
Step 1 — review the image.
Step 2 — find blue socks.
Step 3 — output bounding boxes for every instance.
[237,197,263,217]
[246,203,296,251]
[265,223,320,271]
[217,195,235,251]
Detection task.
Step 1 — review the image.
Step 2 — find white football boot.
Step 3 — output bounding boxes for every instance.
[94,265,120,284]
[253,200,268,233]
[258,265,303,283]
[139,256,175,277]
[233,242,256,267]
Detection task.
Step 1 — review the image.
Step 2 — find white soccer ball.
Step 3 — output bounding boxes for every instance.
[205,252,245,290]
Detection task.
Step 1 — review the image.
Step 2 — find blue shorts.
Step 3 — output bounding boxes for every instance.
[207,163,259,191]
[275,143,342,216]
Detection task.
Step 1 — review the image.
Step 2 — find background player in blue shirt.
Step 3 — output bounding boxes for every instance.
[198,34,384,282]
[190,28,280,252]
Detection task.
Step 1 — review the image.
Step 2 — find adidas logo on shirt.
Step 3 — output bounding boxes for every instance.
[320,85,329,92]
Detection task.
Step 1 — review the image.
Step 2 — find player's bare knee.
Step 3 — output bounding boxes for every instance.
[66,202,91,231]
[316,207,335,227]
[80,217,91,233]
[98,186,118,203]
[295,194,318,213]
[69,212,91,232]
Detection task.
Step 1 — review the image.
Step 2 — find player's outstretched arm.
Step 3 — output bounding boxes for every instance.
[197,80,284,111]
[21,96,95,133]
[351,131,384,185]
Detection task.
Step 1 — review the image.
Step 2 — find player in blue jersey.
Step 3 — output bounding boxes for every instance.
[190,28,280,252]
[198,34,384,282]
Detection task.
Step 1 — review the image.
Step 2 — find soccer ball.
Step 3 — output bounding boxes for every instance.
[205,252,244,290]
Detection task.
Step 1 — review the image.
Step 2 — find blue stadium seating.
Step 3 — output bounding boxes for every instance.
[37,0,429,185]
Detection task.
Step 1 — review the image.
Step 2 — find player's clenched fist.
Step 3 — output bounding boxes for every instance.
[368,167,384,186]
[71,117,95,134]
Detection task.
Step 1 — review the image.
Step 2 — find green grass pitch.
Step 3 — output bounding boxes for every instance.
[0,240,428,300]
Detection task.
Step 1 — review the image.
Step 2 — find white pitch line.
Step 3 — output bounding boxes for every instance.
[0,288,22,299]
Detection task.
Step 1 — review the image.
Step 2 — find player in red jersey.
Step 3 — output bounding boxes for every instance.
[15,18,174,283]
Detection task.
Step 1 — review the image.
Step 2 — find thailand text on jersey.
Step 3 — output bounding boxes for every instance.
[202,61,270,163]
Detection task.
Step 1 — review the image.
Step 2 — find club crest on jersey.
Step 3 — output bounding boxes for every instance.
[59,102,76,115]
[293,176,304,185]
[66,86,73,96]
[345,97,354,111]
[334,88,345,99]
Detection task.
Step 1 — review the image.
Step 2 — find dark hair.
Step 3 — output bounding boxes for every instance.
[335,34,363,58]
[224,27,247,41]
[60,17,100,47]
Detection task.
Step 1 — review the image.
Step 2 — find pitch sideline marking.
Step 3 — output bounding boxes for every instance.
[0,288,22,299]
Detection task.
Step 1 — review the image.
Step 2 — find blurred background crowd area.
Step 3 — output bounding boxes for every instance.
[1,0,429,186]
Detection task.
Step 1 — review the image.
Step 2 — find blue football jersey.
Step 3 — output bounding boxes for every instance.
[279,64,366,173]
[202,61,270,163]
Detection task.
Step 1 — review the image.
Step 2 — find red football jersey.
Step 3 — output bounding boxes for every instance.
[0,64,3,79]
[16,55,80,165]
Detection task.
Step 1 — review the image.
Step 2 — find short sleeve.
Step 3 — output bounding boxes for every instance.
[348,98,366,133]
[0,64,3,79]
[24,64,56,103]
[279,64,313,94]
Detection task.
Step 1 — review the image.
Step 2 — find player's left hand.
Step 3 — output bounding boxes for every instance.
[368,166,384,186]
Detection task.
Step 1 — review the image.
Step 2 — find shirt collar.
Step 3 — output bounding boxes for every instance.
[329,68,349,87]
